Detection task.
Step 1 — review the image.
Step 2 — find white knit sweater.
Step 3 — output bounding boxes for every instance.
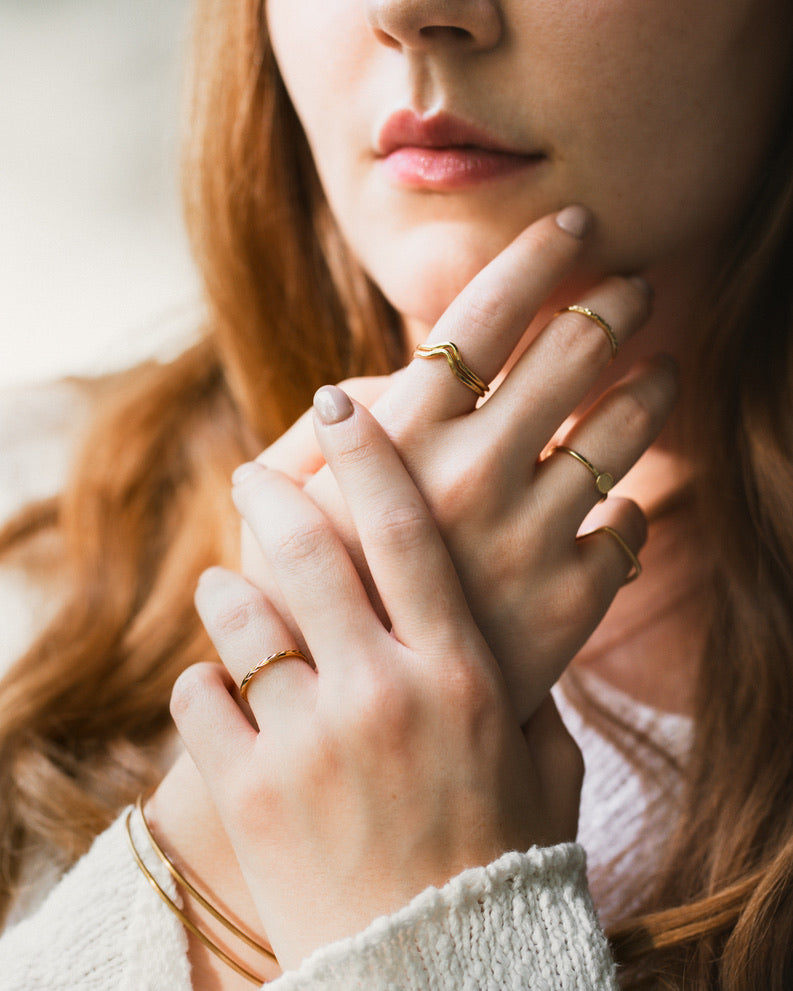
[0,383,690,989]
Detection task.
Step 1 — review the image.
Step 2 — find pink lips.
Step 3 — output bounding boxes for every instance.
[376,109,544,190]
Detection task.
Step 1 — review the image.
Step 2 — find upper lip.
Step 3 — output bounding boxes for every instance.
[376,109,539,158]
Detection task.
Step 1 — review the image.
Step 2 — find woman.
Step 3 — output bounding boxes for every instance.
[1,0,793,987]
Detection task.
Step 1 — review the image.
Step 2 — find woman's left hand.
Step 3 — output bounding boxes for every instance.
[171,391,583,970]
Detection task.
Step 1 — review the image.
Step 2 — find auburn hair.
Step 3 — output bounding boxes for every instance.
[1,3,793,988]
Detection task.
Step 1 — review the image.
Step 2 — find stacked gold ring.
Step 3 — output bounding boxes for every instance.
[413,341,489,398]
[550,444,614,500]
[239,649,310,702]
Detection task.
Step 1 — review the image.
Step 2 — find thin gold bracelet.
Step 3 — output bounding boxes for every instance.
[136,795,276,960]
[125,809,267,986]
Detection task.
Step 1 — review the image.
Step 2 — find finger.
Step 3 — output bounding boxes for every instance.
[255,406,325,484]
[481,275,653,456]
[194,566,315,721]
[575,497,647,595]
[253,376,395,483]
[389,207,590,422]
[522,694,583,844]
[170,662,258,796]
[536,355,679,522]
[231,461,380,671]
[312,385,476,650]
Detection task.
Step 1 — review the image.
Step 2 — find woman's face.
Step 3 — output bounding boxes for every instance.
[267,0,791,327]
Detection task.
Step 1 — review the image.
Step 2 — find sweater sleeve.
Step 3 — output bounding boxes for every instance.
[0,810,617,991]
[273,843,618,991]
[0,809,193,991]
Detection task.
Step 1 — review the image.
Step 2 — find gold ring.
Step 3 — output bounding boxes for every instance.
[549,445,614,500]
[555,305,618,361]
[239,649,309,702]
[413,341,489,398]
[576,525,642,583]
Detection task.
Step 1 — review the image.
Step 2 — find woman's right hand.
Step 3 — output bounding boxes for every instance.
[174,391,584,970]
[245,206,678,723]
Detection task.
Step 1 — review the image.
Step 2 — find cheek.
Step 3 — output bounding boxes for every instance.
[548,0,792,264]
[267,1,371,163]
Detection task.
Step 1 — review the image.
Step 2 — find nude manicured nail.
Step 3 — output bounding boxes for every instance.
[555,204,592,239]
[314,384,354,424]
[628,274,654,298]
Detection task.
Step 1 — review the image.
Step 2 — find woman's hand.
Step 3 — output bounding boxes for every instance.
[245,207,678,723]
[172,392,583,971]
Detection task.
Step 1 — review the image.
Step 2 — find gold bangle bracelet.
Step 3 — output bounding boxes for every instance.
[126,809,268,985]
[136,795,276,960]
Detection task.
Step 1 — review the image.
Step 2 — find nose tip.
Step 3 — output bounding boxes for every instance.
[366,0,502,54]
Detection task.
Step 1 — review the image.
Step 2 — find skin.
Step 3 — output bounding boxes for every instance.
[267,0,792,326]
[149,0,793,986]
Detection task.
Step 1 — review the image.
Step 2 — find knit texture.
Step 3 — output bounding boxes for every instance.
[0,808,616,990]
[274,844,617,990]
[0,810,192,990]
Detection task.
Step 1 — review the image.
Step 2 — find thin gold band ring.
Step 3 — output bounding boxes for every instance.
[239,649,310,702]
[550,445,614,500]
[413,341,489,398]
[555,305,618,361]
[577,525,642,583]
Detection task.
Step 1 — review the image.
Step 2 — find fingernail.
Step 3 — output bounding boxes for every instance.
[313,385,353,425]
[555,205,592,239]
[628,274,654,298]
[197,566,223,587]
[231,461,261,486]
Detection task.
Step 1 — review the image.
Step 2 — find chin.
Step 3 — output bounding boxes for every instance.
[361,219,522,327]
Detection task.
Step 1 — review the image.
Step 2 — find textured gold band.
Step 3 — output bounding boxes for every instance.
[550,445,614,500]
[239,648,309,702]
[413,341,489,398]
[577,525,642,583]
[555,305,618,361]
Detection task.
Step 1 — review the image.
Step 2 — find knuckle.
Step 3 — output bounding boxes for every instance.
[333,420,379,471]
[271,518,331,571]
[603,386,658,439]
[461,287,505,336]
[230,765,281,823]
[370,502,434,554]
[439,655,498,722]
[210,593,259,637]
[345,672,416,745]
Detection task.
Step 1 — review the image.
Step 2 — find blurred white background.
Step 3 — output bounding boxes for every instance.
[0,0,200,389]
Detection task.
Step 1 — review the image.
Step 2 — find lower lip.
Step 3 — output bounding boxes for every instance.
[380,147,543,190]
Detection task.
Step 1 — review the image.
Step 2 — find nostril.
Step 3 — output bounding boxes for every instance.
[420,25,473,43]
